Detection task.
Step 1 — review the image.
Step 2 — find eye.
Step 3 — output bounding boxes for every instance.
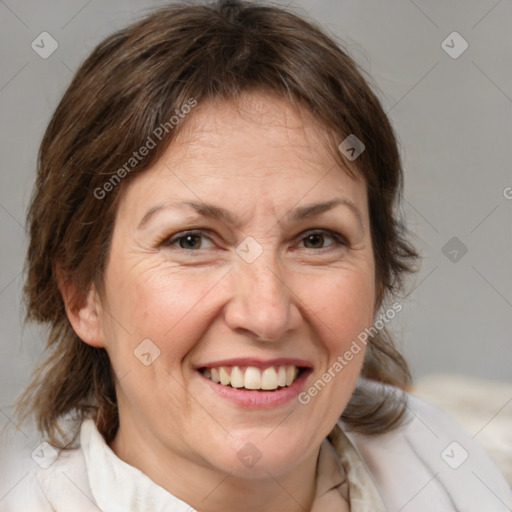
[162,230,215,250]
[300,230,345,250]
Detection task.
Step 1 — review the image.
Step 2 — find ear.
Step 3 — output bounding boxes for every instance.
[57,266,105,348]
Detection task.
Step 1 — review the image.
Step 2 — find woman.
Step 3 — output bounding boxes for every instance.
[1,1,510,510]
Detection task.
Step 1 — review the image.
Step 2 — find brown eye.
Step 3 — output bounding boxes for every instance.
[303,233,325,249]
[301,231,339,249]
[162,230,215,250]
[178,234,203,250]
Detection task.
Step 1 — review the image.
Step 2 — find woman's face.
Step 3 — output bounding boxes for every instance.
[93,93,376,479]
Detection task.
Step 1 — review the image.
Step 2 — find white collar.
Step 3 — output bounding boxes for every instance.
[81,419,192,512]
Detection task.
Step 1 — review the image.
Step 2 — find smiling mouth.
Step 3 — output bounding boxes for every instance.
[200,365,305,391]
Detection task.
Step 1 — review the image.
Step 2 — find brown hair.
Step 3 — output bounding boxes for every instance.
[17,0,419,447]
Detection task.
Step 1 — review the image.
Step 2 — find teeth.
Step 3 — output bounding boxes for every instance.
[230,366,244,388]
[211,367,220,383]
[219,367,230,386]
[202,365,301,390]
[261,367,278,390]
[277,366,287,387]
[286,365,297,386]
[244,367,261,389]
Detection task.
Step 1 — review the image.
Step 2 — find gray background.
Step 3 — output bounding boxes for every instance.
[1,0,511,415]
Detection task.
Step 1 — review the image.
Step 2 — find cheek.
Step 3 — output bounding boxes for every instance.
[104,260,227,363]
[294,268,374,437]
[303,268,375,352]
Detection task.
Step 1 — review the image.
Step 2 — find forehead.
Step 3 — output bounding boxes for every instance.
[118,92,367,223]
[172,93,357,175]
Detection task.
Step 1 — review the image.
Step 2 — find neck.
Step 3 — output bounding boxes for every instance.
[110,420,319,512]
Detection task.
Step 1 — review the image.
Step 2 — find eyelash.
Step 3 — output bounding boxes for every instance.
[160,229,347,252]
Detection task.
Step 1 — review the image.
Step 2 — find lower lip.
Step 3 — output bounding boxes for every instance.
[199,369,312,408]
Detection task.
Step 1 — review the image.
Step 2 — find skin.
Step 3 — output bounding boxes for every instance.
[63,92,377,512]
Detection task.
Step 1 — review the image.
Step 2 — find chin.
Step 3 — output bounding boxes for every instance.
[203,427,314,479]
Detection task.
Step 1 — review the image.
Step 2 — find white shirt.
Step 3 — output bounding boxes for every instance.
[1,395,511,511]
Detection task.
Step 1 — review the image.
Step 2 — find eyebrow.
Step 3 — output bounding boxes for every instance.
[137,198,363,231]
[138,201,238,230]
[289,199,363,230]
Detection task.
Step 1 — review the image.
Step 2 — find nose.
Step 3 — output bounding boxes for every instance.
[223,254,301,342]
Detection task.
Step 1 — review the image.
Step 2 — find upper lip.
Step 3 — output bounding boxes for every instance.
[194,357,313,370]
